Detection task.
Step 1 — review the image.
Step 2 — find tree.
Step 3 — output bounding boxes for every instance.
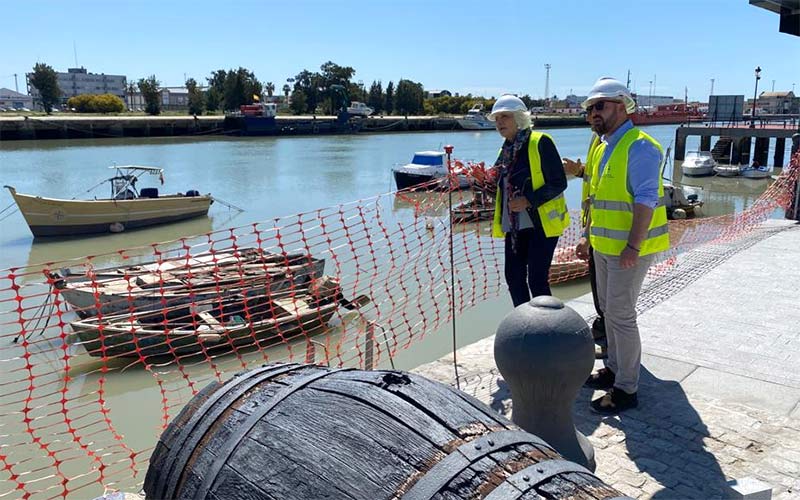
[395,79,424,115]
[290,89,307,115]
[186,78,205,115]
[137,75,161,115]
[127,82,137,111]
[29,63,62,113]
[205,69,226,112]
[265,81,275,97]
[282,84,291,106]
[385,81,395,114]
[67,94,125,113]
[221,67,262,111]
[367,80,383,113]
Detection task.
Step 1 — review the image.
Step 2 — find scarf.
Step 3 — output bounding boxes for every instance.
[495,128,531,251]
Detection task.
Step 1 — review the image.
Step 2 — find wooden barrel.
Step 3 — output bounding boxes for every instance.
[144,364,624,499]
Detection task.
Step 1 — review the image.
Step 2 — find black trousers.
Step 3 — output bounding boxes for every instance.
[588,247,604,319]
[504,226,560,307]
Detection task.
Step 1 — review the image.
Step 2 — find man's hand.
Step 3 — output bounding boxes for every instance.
[576,237,590,261]
[562,157,584,177]
[620,245,639,269]
[509,196,531,212]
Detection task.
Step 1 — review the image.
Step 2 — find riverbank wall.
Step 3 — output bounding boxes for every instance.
[0,114,587,141]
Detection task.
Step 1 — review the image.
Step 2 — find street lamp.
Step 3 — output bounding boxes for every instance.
[750,66,761,128]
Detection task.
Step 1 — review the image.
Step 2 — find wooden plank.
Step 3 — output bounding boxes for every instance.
[211,438,354,500]
[242,388,432,499]
[310,377,456,447]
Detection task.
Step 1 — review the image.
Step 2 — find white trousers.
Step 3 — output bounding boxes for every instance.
[594,251,654,394]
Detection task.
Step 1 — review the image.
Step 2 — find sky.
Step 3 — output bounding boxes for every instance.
[1,0,798,102]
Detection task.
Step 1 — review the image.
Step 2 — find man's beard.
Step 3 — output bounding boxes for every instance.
[592,118,609,135]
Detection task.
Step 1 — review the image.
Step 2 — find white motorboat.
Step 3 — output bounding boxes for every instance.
[456,104,494,131]
[713,163,744,177]
[741,164,772,179]
[391,151,470,190]
[663,182,703,219]
[681,151,716,177]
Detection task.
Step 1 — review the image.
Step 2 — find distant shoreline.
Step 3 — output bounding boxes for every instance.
[0,114,589,141]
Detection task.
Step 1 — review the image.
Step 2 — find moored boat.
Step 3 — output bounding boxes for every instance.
[67,276,347,358]
[53,248,325,318]
[456,104,494,130]
[713,163,744,177]
[681,151,716,177]
[4,165,212,237]
[741,164,772,179]
[392,151,471,190]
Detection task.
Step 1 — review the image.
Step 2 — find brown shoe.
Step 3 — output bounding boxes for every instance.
[584,368,615,390]
[590,387,638,415]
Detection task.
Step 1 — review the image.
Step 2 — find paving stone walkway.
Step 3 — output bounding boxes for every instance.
[416,219,800,499]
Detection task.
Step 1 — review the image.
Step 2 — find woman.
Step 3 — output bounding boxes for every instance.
[488,95,570,307]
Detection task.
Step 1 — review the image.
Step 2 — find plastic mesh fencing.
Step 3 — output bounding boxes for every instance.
[1,153,798,498]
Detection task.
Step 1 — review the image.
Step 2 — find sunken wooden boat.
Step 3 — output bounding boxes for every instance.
[68,276,347,358]
[5,165,212,237]
[53,247,325,318]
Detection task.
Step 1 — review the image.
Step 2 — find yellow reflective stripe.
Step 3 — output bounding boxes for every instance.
[591,224,669,241]
[590,196,667,211]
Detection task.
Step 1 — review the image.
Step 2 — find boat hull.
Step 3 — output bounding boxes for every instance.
[8,189,212,237]
[681,165,715,177]
[68,300,338,358]
[456,119,494,130]
[393,171,437,190]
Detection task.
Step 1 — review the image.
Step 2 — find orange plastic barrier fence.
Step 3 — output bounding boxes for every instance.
[0,153,798,498]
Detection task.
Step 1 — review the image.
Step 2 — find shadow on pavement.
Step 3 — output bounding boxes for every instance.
[573,365,729,498]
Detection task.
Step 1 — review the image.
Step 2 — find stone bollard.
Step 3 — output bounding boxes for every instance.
[494,295,596,470]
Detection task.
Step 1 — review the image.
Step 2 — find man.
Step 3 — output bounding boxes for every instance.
[576,77,669,414]
[563,125,606,345]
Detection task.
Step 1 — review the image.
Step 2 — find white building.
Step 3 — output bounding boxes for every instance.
[27,67,127,106]
[0,88,33,110]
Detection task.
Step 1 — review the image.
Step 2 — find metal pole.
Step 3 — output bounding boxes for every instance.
[751,67,761,128]
[444,144,460,390]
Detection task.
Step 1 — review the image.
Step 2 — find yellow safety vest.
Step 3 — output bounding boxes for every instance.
[492,131,570,238]
[581,134,601,227]
[588,128,669,256]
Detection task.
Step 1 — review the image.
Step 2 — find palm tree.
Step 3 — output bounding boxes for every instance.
[127,82,137,111]
[265,82,275,97]
[282,84,291,106]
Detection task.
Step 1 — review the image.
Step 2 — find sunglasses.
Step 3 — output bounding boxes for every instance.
[587,100,620,113]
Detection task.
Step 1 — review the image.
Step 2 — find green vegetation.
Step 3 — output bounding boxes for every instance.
[67,94,125,113]
[29,63,62,113]
[138,75,161,115]
[204,68,262,112]
[185,78,205,115]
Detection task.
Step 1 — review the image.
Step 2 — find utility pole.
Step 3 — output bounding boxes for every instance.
[543,63,551,109]
[13,73,18,93]
[710,78,715,96]
[626,70,631,89]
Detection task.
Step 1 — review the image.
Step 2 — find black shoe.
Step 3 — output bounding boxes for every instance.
[591,316,606,340]
[584,368,615,390]
[590,387,638,415]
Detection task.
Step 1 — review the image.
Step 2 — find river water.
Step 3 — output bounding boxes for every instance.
[0,125,788,497]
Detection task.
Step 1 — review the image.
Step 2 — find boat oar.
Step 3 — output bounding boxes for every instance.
[211,196,245,212]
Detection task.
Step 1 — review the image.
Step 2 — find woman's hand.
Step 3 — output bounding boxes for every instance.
[575,237,590,261]
[509,196,531,212]
[562,158,584,177]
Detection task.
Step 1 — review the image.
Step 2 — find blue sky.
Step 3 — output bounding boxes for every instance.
[1,0,798,102]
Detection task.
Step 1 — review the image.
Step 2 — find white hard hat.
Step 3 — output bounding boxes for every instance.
[581,77,637,114]
[488,94,527,121]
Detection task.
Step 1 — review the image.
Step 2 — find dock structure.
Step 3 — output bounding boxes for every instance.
[675,121,799,167]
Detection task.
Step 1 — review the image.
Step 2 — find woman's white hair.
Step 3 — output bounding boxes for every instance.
[514,110,532,130]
